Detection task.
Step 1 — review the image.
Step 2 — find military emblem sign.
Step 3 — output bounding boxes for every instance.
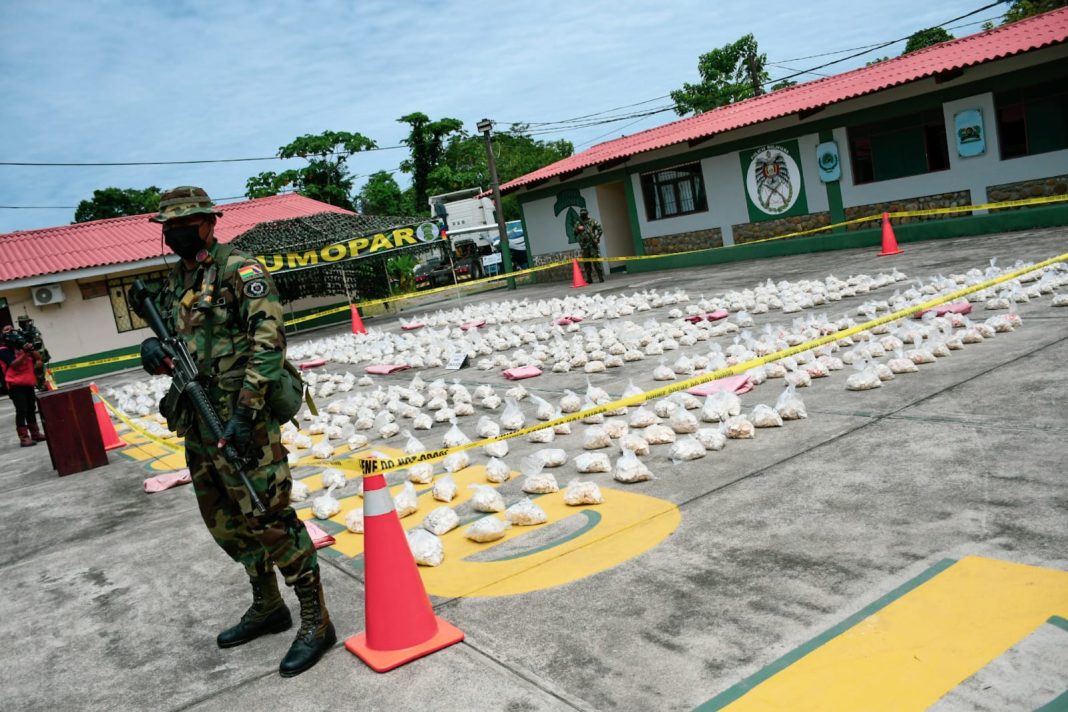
[740,140,808,223]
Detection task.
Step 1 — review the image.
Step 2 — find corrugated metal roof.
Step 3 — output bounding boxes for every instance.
[0,193,354,282]
[501,7,1068,194]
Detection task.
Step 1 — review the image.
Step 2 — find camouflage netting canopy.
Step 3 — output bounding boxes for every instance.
[231,212,438,303]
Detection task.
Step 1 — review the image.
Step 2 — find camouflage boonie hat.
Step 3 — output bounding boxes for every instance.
[149,185,224,223]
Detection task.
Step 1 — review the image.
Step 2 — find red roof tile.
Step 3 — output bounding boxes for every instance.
[501,8,1068,194]
[0,193,354,282]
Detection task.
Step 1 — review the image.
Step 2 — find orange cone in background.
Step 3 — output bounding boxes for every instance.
[350,305,366,335]
[570,258,588,288]
[345,470,464,672]
[877,212,903,256]
[88,382,127,451]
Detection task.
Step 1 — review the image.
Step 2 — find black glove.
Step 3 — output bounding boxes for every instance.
[219,405,256,457]
[140,337,174,376]
[129,282,152,320]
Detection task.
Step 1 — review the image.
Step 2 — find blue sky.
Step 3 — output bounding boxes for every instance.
[0,0,997,233]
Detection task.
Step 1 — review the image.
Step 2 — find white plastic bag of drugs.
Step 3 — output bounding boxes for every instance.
[469,484,506,513]
[320,468,347,490]
[347,433,369,451]
[407,463,434,484]
[534,448,568,467]
[344,508,364,533]
[694,427,727,451]
[629,405,660,428]
[290,479,311,502]
[725,415,755,439]
[394,481,419,518]
[845,362,882,391]
[500,397,525,431]
[563,479,605,505]
[602,418,629,439]
[442,450,470,473]
[432,473,458,502]
[485,457,512,483]
[530,394,555,421]
[652,358,676,381]
[619,432,651,456]
[644,423,677,444]
[668,408,699,434]
[614,447,653,483]
[751,404,784,428]
[888,348,919,374]
[622,379,645,405]
[464,516,510,543]
[505,497,549,526]
[527,426,555,443]
[442,421,471,448]
[422,506,459,536]
[583,425,612,449]
[311,484,341,520]
[311,441,336,460]
[412,413,433,430]
[574,452,611,473]
[521,455,560,494]
[559,389,582,413]
[670,435,707,462]
[774,383,808,420]
[476,415,500,438]
[402,430,426,455]
[407,528,444,567]
[483,439,509,458]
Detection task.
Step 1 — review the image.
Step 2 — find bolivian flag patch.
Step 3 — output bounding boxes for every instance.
[238,263,264,282]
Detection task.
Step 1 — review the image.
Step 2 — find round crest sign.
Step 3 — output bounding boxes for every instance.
[745,145,802,216]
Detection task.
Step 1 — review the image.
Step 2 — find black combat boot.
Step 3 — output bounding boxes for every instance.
[279,570,336,677]
[217,566,292,649]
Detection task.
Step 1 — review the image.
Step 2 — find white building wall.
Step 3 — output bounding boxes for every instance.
[521,187,602,256]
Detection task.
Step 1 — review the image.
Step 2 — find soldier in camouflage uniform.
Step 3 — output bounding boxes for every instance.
[575,207,604,283]
[136,186,334,678]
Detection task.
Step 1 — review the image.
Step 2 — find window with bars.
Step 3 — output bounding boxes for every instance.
[640,162,709,221]
[995,79,1068,160]
[847,109,950,184]
[107,270,168,333]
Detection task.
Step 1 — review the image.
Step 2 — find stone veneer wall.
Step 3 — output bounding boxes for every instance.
[843,190,971,230]
[986,174,1068,210]
[533,248,582,283]
[731,212,832,244]
[641,227,723,255]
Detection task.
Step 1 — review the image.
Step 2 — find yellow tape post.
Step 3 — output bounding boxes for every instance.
[324,250,1068,478]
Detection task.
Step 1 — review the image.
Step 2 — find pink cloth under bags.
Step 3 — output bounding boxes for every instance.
[143,469,192,493]
[914,302,972,319]
[298,358,328,370]
[460,320,486,331]
[400,322,426,330]
[686,374,753,396]
[364,364,411,375]
[303,520,336,549]
[502,366,543,380]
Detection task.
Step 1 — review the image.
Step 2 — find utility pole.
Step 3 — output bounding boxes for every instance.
[477,118,516,290]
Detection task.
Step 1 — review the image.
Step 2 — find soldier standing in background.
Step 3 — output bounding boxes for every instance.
[135,186,334,678]
[575,207,604,283]
[16,315,51,390]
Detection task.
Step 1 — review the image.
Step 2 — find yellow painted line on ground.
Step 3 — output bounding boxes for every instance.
[711,556,1068,712]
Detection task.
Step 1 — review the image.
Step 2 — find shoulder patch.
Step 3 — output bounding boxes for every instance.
[243,279,269,299]
[238,263,265,283]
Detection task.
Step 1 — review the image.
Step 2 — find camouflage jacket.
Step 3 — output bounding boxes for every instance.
[577,217,602,252]
[157,240,285,411]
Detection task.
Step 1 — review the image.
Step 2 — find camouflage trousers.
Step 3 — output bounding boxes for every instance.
[580,245,604,283]
[184,388,317,588]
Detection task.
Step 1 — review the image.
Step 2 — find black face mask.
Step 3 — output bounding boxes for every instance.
[163,224,204,260]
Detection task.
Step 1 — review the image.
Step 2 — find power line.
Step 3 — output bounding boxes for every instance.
[0,145,406,167]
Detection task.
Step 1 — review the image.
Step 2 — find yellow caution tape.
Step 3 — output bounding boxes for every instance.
[313,250,1068,478]
[50,353,141,373]
[97,394,186,454]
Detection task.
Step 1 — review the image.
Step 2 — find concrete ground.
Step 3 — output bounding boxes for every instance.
[2,227,1067,712]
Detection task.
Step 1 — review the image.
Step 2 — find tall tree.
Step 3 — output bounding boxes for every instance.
[903,27,954,53]
[670,34,769,115]
[426,125,573,221]
[245,130,377,210]
[397,112,464,214]
[1003,0,1068,22]
[73,186,161,223]
[356,171,411,216]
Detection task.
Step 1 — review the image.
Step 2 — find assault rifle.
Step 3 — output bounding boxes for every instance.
[130,279,267,514]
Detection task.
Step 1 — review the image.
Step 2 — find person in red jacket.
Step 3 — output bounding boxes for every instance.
[0,325,46,446]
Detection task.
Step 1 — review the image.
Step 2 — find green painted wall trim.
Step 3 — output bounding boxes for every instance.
[513,59,1068,204]
[819,128,847,231]
[693,559,959,711]
[1035,690,1068,712]
[627,204,1068,274]
[623,172,645,256]
[1048,615,1068,634]
[51,343,141,385]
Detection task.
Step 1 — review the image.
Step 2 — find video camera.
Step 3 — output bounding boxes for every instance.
[2,327,31,350]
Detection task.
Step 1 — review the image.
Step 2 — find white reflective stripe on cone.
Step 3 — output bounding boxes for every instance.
[363,487,395,517]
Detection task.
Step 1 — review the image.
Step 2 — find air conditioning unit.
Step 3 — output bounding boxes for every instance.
[32,283,65,306]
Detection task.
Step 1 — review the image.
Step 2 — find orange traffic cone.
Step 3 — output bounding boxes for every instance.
[350,304,366,335]
[877,212,903,256]
[345,471,464,672]
[570,258,588,289]
[88,382,127,451]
